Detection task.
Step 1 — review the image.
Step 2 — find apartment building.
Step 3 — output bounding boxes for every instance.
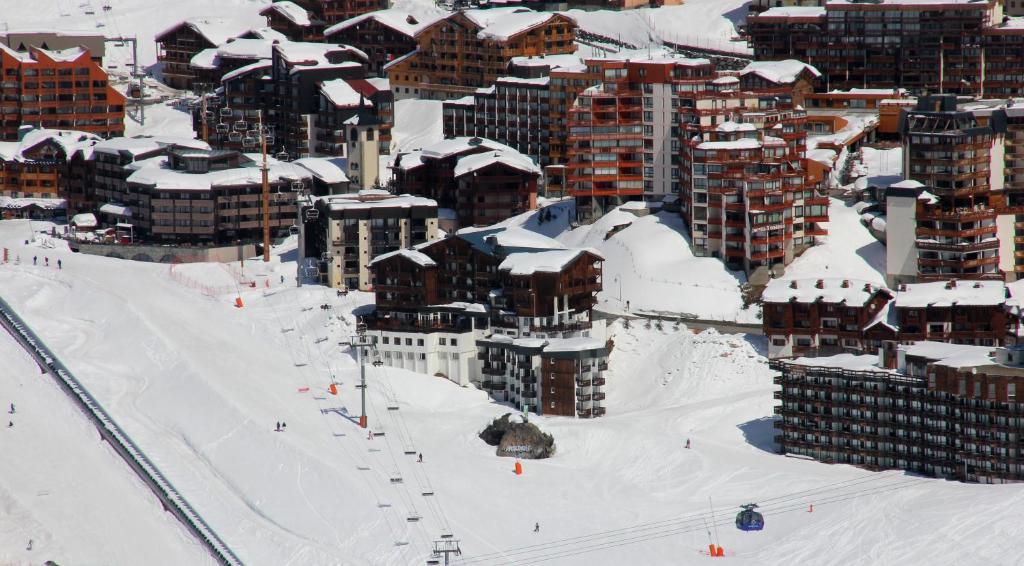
[0,128,101,203]
[156,18,257,89]
[764,276,1022,359]
[195,41,392,173]
[772,342,1024,483]
[747,0,1024,97]
[885,95,1005,284]
[384,8,576,100]
[189,37,282,93]
[0,45,126,141]
[325,10,443,76]
[366,225,609,416]
[118,147,309,243]
[305,191,439,291]
[261,1,325,42]
[392,136,540,228]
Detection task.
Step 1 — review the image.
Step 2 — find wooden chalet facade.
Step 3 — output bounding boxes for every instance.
[325,11,440,77]
[385,9,576,99]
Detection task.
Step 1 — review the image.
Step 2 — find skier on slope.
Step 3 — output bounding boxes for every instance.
[57,259,62,270]
[534,522,540,533]
[417,453,423,463]
[32,256,36,265]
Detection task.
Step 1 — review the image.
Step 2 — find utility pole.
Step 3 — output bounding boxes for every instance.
[431,539,461,566]
[200,93,209,143]
[104,36,142,125]
[261,110,271,262]
[351,327,374,429]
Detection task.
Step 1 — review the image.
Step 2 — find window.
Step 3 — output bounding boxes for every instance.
[417,339,424,347]
[405,338,412,346]
[550,387,555,394]
[1009,383,1016,400]
[383,336,389,344]
[439,338,447,346]
[451,338,457,346]
[772,338,786,346]
[419,353,426,360]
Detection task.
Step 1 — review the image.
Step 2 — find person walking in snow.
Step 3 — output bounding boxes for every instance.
[685,438,691,449]
[280,275,285,284]
[7,421,12,428]
[367,429,373,440]
[32,256,36,265]
[534,522,540,533]
[281,422,286,431]
[26,539,32,551]
[44,257,48,267]
[57,259,62,270]
[275,422,281,432]
[8,403,13,414]
[417,453,423,463]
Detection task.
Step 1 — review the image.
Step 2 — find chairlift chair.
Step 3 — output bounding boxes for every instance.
[304,208,319,221]
[289,224,300,235]
[234,120,247,131]
[246,129,259,138]
[736,503,764,532]
[216,123,230,133]
[265,135,275,145]
[228,132,242,142]
[242,137,256,148]
[276,151,290,161]
[219,107,233,117]
[291,181,304,191]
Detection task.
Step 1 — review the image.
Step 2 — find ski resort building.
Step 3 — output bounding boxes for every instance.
[188,35,284,93]
[383,8,576,100]
[0,44,125,141]
[392,137,540,228]
[0,128,101,204]
[194,41,392,176]
[762,277,1021,360]
[324,10,443,77]
[260,1,325,42]
[304,191,439,291]
[746,0,1024,98]
[156,18,257,90]
[365,225,610,417]
[772,342,1024,483]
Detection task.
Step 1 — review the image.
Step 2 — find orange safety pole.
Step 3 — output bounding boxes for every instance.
[514,460,523,475]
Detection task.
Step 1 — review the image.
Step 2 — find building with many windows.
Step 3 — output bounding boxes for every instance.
[365,224,611,416]
[0,45,125,141]
[384,8,576,100]
[156,18,257,90]
[772,341,1024,483]
[305,191,439,291]
[324,9,444,76]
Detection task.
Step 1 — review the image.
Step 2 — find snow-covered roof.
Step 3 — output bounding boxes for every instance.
[697,138,761,150]
[324,9,445,39]
[71,212,97,228]
[315,193,436,212]
[275,42,368,72]
[222,60,272,83]
[369,248,437,268]
[421,137,517,160]
[753,6,825,19]
[741,59,821,84]
[830,0,992,5]
[901,342,996,370]
[456,225,566,255]
[889,179,925,190]
[99,203,133,217]
[498,248,603,276]
[92,135,209,158]
[510,53,585,73]
[789,353,884,372]
[762,277,885,306]
[454,150,540,178]
[0,128,101,162]
[157,18,251,46]
[127,158,311,191]
[245,27,289,41]
[260,1,311,27]
[189,38,278,70]
[0,196,65,210]
[715,121,756,133]
[292,157,350,184]
[895,280,1007,308]
[463,8,559,41]
[319,78,372,108]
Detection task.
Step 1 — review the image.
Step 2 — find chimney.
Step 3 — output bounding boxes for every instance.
[841,279,850,288]
[815,279,824,289]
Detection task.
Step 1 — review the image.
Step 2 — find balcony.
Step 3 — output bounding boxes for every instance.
[592,377,606,387]
[576,378,592,387]
[480,381,506,391]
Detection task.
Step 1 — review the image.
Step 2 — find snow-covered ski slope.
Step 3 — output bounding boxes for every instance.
[1,219,1021,565]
